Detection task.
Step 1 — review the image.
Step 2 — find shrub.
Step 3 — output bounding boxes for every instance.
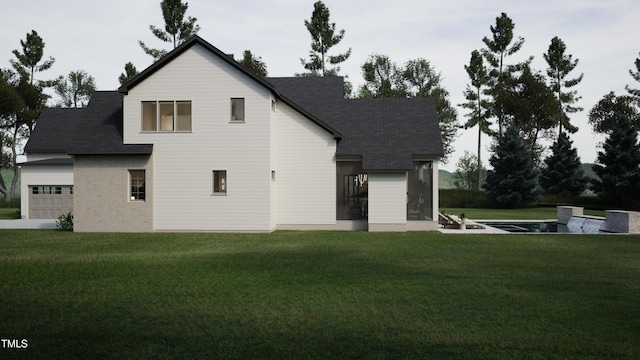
[56,211,74,231]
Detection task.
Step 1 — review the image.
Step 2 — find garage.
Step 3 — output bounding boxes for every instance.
[29,185,73,219]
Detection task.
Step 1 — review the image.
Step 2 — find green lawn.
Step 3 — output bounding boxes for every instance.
[441,206,605,220]
[1,230,639,359]
[0,208,20,219]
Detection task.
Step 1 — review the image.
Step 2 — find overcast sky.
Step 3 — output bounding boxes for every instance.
[2,0,639,170]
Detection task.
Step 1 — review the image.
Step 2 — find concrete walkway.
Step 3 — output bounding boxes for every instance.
[0,219,58,229]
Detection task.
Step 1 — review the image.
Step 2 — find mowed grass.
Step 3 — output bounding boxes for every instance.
[0,208,20,219]
[1,230,639,359]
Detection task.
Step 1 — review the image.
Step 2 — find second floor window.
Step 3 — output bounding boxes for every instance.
[142,101,191,132]
[230,98,244,122]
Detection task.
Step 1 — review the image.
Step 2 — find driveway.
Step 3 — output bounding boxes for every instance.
[0,219,58,229]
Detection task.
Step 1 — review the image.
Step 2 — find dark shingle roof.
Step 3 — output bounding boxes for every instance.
[267,77,444,171]
[67,91,152,155]
[24,108,84,153]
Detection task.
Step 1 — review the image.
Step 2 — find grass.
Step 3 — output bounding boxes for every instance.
[1,230,639,359]
[0,208,20,219]
[441,206,605,220]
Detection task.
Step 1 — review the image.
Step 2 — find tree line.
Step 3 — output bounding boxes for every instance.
[3,1,640,209]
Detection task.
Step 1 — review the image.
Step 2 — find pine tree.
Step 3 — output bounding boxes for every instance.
[299,1,351,77]
[540,132,587,196]
[485,124,540,207]
[592,115,640,208]
[139,0,200,61]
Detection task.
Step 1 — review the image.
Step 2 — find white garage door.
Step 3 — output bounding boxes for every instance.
[29,186,73,219]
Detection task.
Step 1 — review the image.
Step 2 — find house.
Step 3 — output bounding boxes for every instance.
[20,36,443,232]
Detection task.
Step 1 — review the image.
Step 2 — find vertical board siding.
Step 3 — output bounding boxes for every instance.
[368,172,407,224]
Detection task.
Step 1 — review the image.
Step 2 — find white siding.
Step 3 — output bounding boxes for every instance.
[368,172,407,225]
[122,45,273,231]
[20,165,73,219]
[276,102,336,225]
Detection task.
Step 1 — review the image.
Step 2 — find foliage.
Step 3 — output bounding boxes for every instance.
[543,36,583,134]
[0,70,46,200]
[439,189,491,208]
[0,207,20,218]
[592,115,640,208]
[10,30,56,86]
[56,211,74,231]
[358,54,404,98]
[239,50,268,77]
[2,231,638,359]
[139,0,200,61]
[481,12,532,137]
[588,91,640,133]
[452,150,485,190]
[540,132,587,196]
[485,124,540,207]
[499,65,558,163]
[54,70,96,108]
[118,62,139,85]
[626,52,640,99]
[298,1,351,77]
[358,54,459,162]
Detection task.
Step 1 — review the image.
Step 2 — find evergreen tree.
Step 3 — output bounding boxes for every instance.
[626,52,640,99]
[299,1,351,77]
[460,50,492,189]
[10,30,55,86]
[485,124,540,207]
[540,132,587,196]
[481,12,531,137]
[119,62,139,85]
[592,115,640,208]
[139,0,200,61]
[543,36,583,135]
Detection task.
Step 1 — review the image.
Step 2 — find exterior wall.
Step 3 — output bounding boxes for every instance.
[20,164,73,219]
[275,102,336,226]
[73,155,153,232]
[431,160,440,222]
[122,44,273,231]
[367,172,407,232]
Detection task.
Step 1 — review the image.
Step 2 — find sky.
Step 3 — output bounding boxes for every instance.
[2,0,639,171]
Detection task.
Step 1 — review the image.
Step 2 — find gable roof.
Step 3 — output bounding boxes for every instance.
[119,35,341,140]
[24,107,84,153]
[66,91,153,155]
[268,77,444,171]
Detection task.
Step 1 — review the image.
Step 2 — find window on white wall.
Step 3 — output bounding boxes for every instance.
[130,170,145,201]
[230,98,244,122]
[141,101,191,131]
[213,170,227,194]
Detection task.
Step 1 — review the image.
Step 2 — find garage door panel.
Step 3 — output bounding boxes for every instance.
[29,185,74,219]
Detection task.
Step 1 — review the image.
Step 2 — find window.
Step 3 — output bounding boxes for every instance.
[213,170,227,194]
[142,101,191,131]
[230,98,244,122]
[130,170,145,201]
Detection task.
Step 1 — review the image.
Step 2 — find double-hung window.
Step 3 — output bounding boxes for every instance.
[142,101,191,131]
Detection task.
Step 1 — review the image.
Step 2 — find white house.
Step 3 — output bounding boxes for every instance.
[21,36,443,232]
